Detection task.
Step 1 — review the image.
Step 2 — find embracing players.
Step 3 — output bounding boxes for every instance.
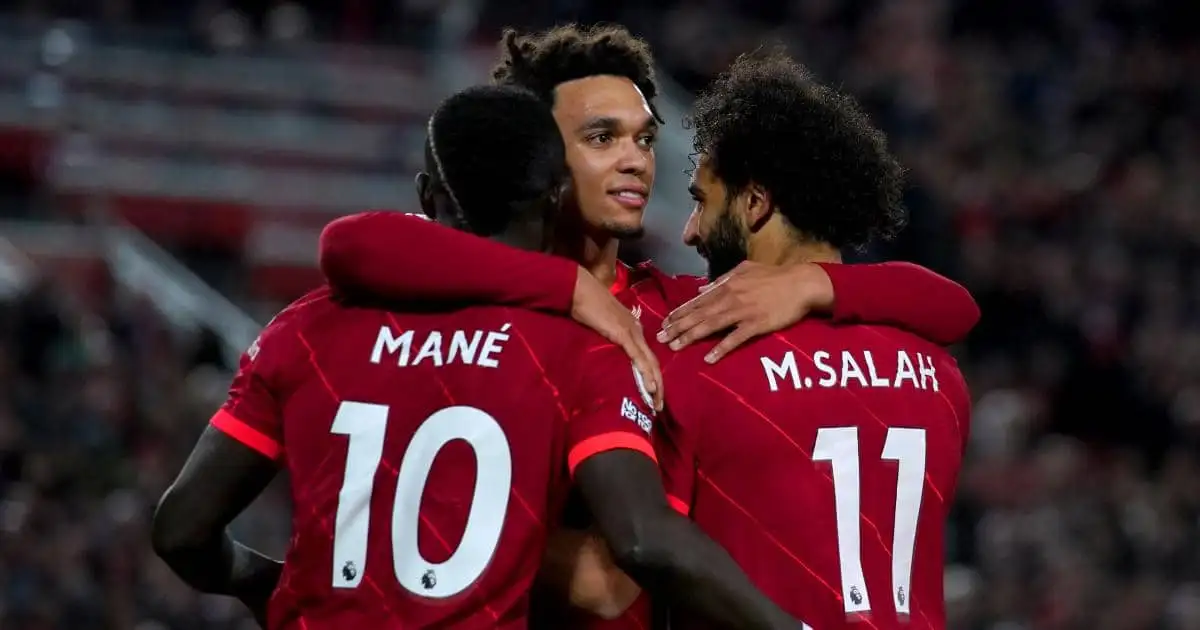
[151,85,801,630]
[317,28,975,630]
[320,24,981,362]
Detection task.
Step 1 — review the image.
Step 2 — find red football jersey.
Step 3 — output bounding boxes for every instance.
[657,320,972,630]
[211,287,658,630]
[529,263,700,630]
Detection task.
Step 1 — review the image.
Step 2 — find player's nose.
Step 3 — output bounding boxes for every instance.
[682,209,701,246]
[615,138,649,175]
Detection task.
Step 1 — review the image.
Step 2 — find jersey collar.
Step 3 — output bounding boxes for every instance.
[610,262,631,295]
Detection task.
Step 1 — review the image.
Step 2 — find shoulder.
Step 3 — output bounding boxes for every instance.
[490,307,611,360]
[247,287,339,368]
[510,307,654,403]
[925,346,972,413]
[628,262,705,311]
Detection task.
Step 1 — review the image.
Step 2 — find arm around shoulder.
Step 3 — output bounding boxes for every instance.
[319,210,577,310]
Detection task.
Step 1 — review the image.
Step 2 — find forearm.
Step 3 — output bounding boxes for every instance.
[617,513,795,630]
[819,261,980,345]
[319,211,576,311]
[157,529,281,602]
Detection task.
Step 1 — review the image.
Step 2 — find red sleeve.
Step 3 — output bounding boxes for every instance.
[562,336,659,478]
[319,211,577,313]
[656,365,701,515]
[817,262,981,346]
[211,336,284,461]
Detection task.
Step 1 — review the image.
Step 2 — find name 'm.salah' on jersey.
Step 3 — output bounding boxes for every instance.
[210,287,657,630]
[658,319,972,630]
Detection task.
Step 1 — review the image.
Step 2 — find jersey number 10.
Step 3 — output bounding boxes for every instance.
[328,401,512,598]
[813,426,926,617]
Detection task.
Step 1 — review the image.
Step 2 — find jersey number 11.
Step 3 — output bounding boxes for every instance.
[813,426,926,616]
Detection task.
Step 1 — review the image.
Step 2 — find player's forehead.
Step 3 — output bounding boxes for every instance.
[552,75,654,133]
[690,154,721,192]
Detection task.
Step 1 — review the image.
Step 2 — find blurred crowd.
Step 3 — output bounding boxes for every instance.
[0,276,290,629]
[3,0,1200,629]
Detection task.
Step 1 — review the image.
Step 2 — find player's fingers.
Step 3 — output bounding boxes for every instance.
[631,333,664,411]
[659,288,727,341]
[658,308,711,346]
[615,327,663,410]
[660,300,702,335]
[630,349,663,411]
[703,324,759,363]
[667,307,742,351]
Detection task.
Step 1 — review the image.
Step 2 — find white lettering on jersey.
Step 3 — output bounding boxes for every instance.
[620,397,654,434]
[370,324,512,369]
[761,352,801,392]
[759,350,939,392]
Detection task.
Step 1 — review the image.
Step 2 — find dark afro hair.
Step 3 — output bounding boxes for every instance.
[427,84,566,236]
[685,47,906,250]
[491,23,662,121]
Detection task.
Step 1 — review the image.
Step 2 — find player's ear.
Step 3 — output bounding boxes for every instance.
[741,182,773,232]
[415,172,435,219]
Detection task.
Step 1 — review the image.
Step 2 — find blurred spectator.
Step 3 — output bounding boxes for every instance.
[0,273,286,629]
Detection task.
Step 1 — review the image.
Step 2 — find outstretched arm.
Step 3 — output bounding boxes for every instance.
[575,451,798,630]
[819,261,979,344]
[320,211,664,408]
[152,427,282,623]
[321,214,980,349]
[319,211,576,311]
[659,260,980,362]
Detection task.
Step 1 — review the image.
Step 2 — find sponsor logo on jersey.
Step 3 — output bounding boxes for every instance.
[621,397,653,434]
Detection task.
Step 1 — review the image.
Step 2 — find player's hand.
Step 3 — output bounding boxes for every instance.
[657,261,834,364]
[569,267,664,410]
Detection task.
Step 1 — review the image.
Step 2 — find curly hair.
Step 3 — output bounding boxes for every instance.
[685,47,906,250]
[491,24,662,121]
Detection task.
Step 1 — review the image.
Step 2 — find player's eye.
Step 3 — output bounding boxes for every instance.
[587,132,613,146]
[637,133,657,148]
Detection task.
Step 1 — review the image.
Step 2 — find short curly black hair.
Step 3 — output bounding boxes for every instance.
[491,23,662,122]
[427,84,566,236]
[686,48,906,250]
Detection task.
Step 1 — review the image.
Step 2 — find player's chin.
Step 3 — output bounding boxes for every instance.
[600,206,646,239]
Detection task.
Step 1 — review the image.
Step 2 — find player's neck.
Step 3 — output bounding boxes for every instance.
[491,222,545,253]
[556,230,621,289]
[750,225,842,267]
